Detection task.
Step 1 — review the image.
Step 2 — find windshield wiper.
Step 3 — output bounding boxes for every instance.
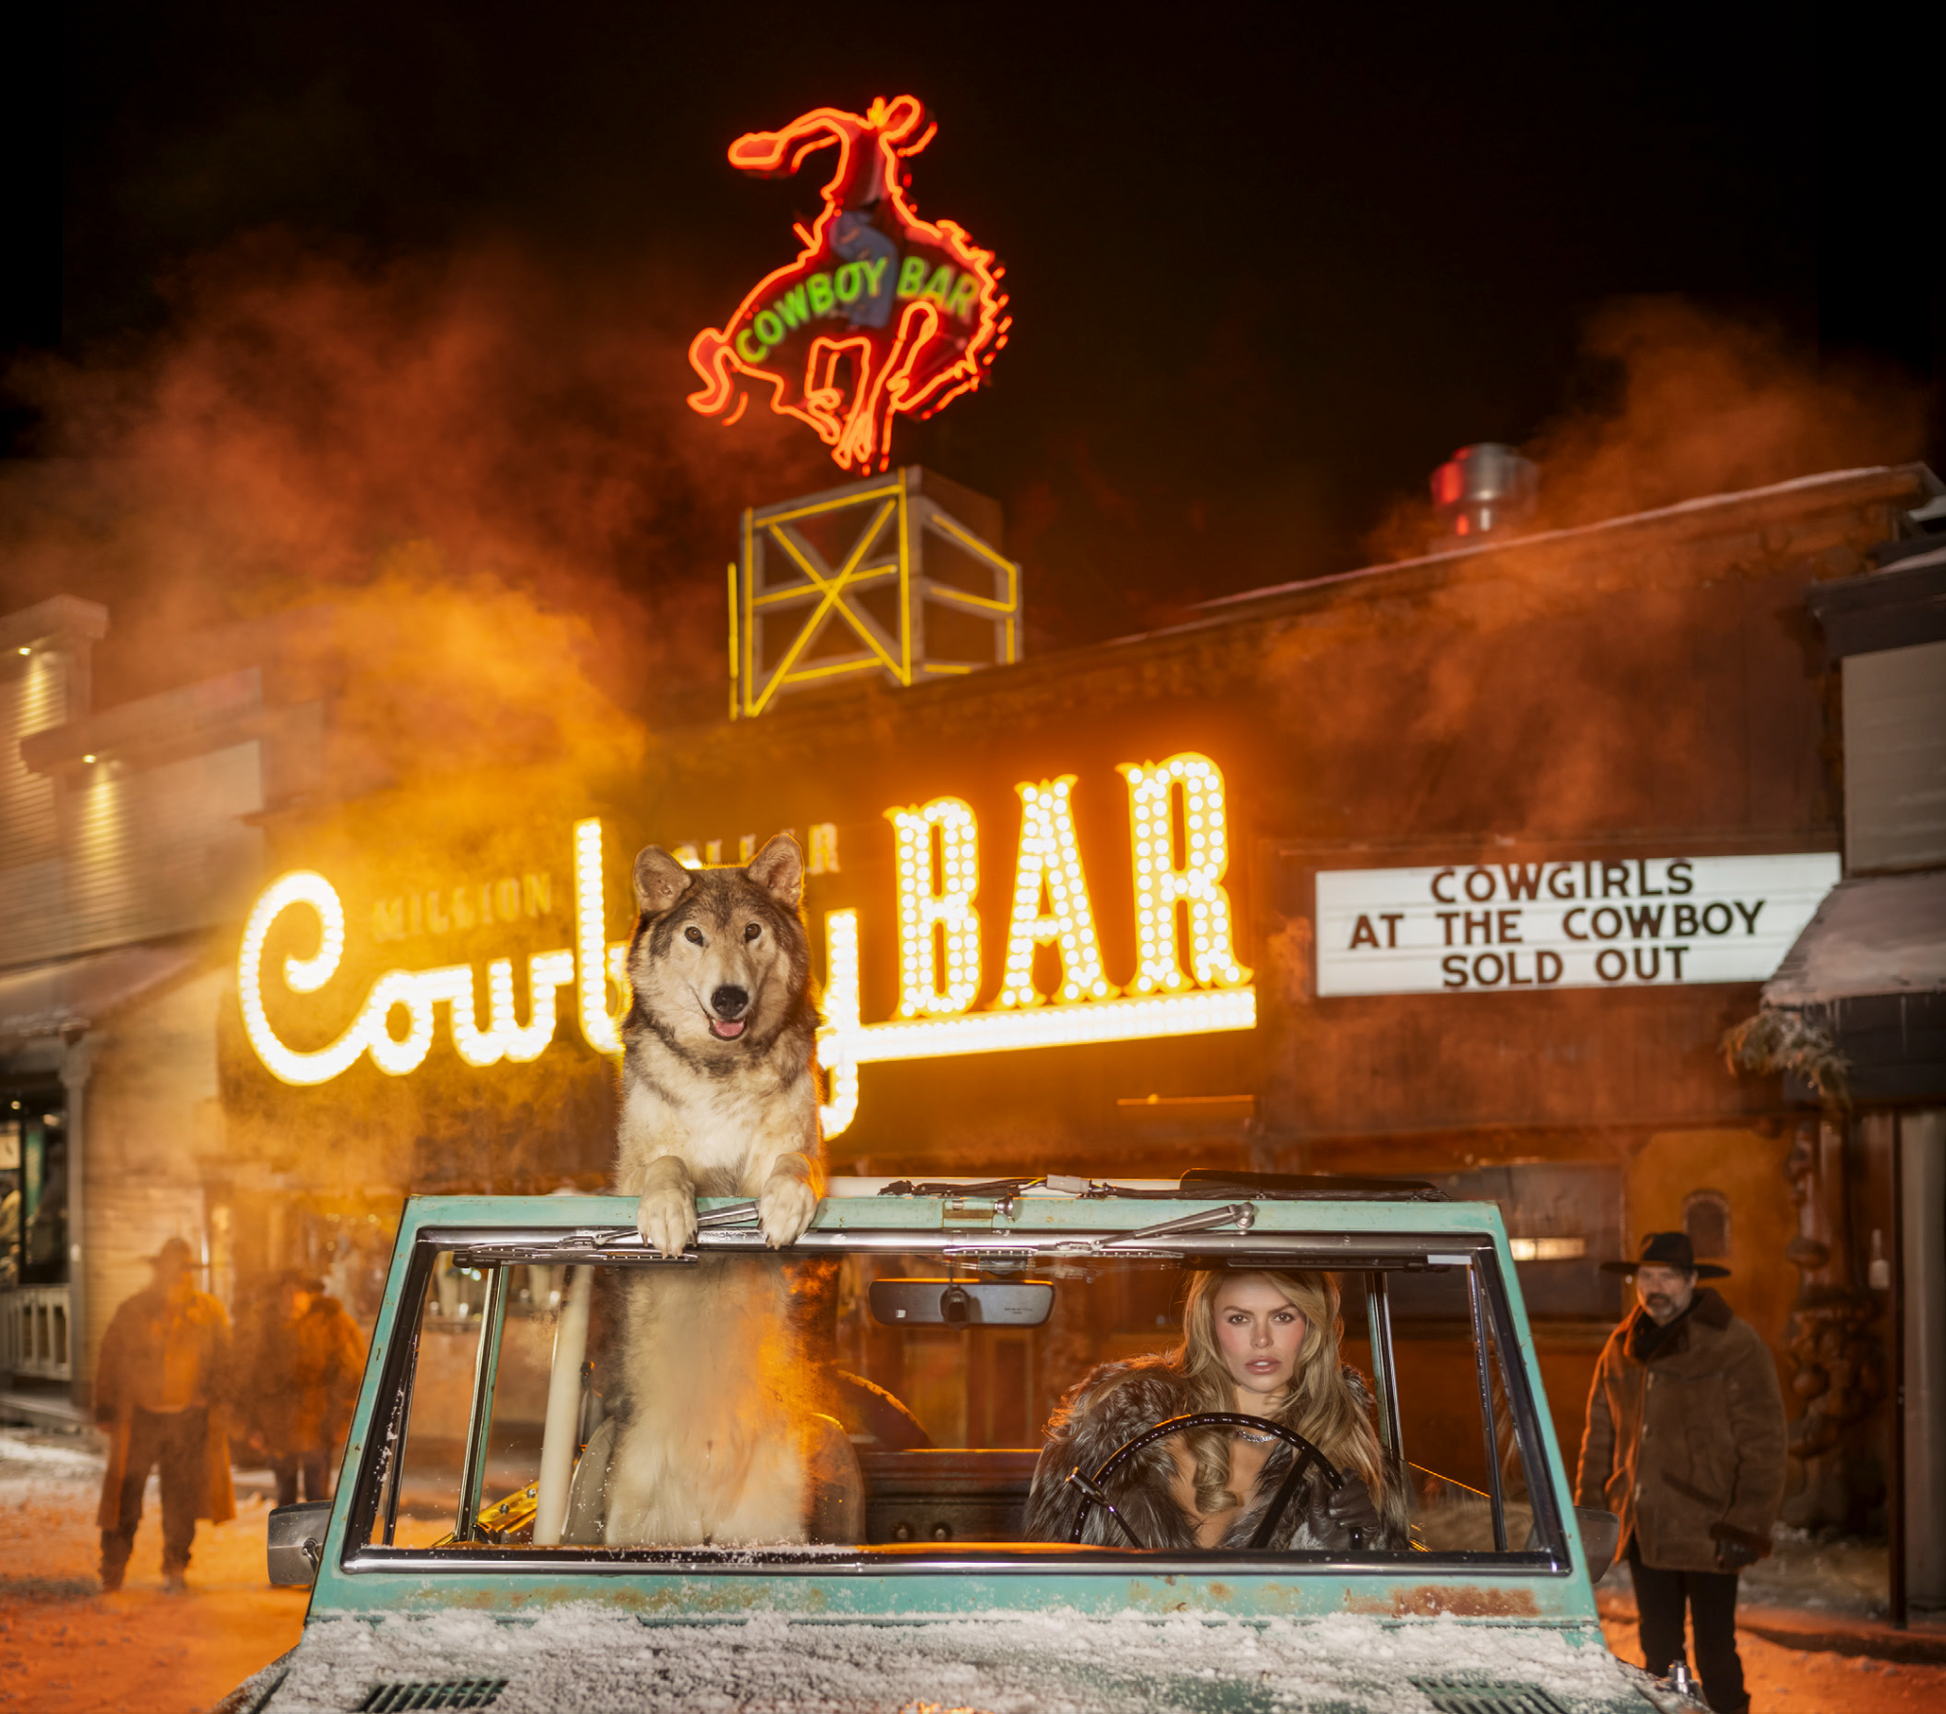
[1098,1203,1257,1246]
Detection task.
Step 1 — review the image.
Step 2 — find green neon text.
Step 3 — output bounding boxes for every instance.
[737,253,976,364]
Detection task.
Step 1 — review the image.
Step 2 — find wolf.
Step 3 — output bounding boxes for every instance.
[615,833,824,1253]
[604,835,830,1544]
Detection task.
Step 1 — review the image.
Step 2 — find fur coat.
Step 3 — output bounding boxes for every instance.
[1024,1353,1403,1551]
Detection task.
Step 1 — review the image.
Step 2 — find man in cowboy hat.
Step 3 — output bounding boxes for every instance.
[238,1269,365,1508]
[1578,1231,1786,1714]
[93,1236,236,1593]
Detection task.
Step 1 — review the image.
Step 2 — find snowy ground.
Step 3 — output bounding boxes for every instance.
[0,1424,1940,1713]
[0,1426,306,1714]
[1596,1610,1937,1714]
[1599,1525,1893,1621]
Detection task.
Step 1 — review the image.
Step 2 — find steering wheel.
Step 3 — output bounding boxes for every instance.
[1065,1411,1348,1551]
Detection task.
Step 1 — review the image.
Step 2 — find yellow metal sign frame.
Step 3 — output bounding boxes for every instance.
[732,467,1020,717]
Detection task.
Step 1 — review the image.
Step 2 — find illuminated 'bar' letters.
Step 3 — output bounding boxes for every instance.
[999,776,1115,1007]
[1119,753,1251,993]
[886,797,981,1016]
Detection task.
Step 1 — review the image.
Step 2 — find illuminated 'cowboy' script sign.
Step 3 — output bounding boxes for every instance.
[687,96,1010,472]
[236,754,1253,1136]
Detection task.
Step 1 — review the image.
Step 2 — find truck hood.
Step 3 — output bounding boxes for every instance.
[244,1608,1690,1713]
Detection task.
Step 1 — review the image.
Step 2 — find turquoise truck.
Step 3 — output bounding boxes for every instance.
[229,1176,1705,1713]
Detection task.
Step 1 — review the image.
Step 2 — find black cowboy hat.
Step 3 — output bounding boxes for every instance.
[1601,1230,1729,1279]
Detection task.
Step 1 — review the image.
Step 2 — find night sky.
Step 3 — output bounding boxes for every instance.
[10,2,1940,660]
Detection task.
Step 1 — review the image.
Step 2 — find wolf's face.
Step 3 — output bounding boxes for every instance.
[625,835,813,1066]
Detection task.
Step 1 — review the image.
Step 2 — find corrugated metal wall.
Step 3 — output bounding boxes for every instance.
[59,742,265,957]
[1845,638,1946,875]
[4,605,274,1405]
[0,651,266,971]
[0,650,70,964]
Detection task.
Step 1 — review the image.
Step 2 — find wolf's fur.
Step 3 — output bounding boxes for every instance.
[603,1258,818,1544]
[614,834,825,1254]
[606,835,826,1545]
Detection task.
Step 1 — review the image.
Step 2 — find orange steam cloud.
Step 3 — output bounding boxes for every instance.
[1268,299,1928,848]
[1368,298,1926,561]
[1,234,829,778]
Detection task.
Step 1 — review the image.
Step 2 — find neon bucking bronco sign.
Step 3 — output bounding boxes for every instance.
[687,96,1010,473]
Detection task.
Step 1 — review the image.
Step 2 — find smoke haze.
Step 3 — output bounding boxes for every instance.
[1366,298,1925,562]
[1,234,828,765]
[1254,299,1936,855]
[2,254,1927,798]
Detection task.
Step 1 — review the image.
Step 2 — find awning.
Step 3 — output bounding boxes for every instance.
[0,942,203,1046]
[1763,870,1946,1006]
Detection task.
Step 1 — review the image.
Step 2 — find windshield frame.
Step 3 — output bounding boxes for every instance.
[337,1197,1573,1580]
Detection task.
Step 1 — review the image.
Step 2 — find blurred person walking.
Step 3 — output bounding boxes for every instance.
[241,1271,366,1506]
[1577,1232,1787,1714]
[94,1236,235,1593]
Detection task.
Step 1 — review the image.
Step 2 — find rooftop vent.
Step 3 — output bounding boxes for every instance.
[1430,443,1539,540]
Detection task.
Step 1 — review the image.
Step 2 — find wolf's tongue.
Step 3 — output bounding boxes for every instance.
[710,1017,746,1039]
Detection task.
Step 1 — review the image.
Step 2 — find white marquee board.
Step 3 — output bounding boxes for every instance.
[1314,853,1839,997]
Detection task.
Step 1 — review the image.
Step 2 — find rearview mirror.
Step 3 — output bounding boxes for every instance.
[869,1279,1053,1327]
[267,1499,332,1587]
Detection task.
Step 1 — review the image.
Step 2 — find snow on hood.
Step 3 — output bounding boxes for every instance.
[261,1606,1666,1713]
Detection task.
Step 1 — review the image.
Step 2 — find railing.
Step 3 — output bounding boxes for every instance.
[1,1285,72,1382]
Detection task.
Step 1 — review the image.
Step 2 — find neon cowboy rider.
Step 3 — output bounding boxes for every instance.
[825,154,898,329]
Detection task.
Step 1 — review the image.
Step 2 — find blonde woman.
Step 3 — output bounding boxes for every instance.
[1025,1269,1408,1551]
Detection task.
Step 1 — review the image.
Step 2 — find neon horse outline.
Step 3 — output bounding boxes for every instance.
[687,96,1010,472]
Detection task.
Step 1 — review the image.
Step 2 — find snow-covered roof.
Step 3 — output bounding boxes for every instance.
[0,941,201,1043]
[1763,871,1946,1005]
[1197,465,1922,616]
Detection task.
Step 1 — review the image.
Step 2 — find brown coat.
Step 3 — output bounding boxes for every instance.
[1576,1287,1786,1573]
[94,1284,236,1529]
[244,1296,366,1456]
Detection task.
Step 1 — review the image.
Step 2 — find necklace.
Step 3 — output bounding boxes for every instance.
[1233,1424,1278,1444]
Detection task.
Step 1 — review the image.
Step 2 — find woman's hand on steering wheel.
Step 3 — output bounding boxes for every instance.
[1324,1471,1381,1546]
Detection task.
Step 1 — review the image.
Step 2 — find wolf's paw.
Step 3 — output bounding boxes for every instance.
[758,1175,818,1249]
[636,1186,697,1258]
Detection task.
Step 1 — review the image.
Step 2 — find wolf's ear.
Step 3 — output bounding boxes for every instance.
[633,846,695,916]
[745,834,804,908]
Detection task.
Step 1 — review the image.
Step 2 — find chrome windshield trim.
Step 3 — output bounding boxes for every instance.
[339,1545,1571,1578]
[355,1225,1567,1578]
[434,1225,1489,1265]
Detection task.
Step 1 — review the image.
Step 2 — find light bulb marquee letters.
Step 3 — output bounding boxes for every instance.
[237,754,1254,1134]
[687,96,1010,473]
[886,796,981,1016]
[1000,777,1114,1007]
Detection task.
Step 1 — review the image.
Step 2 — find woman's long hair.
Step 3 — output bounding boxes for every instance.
[1172,1269,1399,1528]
